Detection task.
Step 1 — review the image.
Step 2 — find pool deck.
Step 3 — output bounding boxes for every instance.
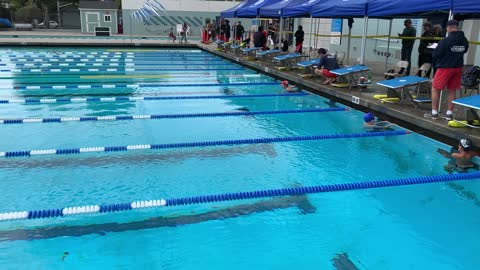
[201,44,480,147]
[0,31,478,146]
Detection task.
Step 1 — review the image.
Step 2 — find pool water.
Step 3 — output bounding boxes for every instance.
[0,47,479,270]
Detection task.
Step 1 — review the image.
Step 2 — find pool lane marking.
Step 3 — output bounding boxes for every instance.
[0,93,307,104]
[0,107,345,125]
[0,68,245,73]
[0,130,410,158]
[9,82,278,90]
[2,170,477,222]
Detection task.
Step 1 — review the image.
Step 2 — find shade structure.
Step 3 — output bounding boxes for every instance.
[236,0,285,18]
[0,18,12,28]
[311,0,368,18]
[367,0,451,18]
[452,0,480,16]
[221,0,258,18]
[259,0,328,18]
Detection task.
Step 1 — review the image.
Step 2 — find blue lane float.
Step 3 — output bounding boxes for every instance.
[1,171,478,222]
[0,67,245,73]
[0,108,346,125]
[0,130,409,158]
[5,62,229,68]
[10,82,278,90]
[0,93,308,105]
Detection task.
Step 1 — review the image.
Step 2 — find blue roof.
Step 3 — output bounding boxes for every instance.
[259,0,328,17]
[311,0,368,18]
[453,0,480,15]
[221,0,258,18]
[236,0,285,18]
[367,0,451,18]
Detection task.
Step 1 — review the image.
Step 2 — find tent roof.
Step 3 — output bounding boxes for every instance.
[221,0,257,18]
[260,0,331,17]
[311,0,368,18]
[453,0,480,16]
[367,0,451,18]
[236,0,284,18]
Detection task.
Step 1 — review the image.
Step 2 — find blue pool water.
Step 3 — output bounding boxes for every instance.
[0,47,479,270]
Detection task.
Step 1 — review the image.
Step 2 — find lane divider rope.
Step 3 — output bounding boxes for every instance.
[0,93,307,105]
[0,171,476,222]
[0,108,346,125]
[0,68,244,73]
[10,82,278,90]
[3,62,228,68]
[0,131,409,158]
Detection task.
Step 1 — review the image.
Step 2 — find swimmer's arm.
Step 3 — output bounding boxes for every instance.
[437,148,453,158]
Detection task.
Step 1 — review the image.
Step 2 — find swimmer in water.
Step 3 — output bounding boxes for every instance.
[223,87,234,95]
[438,138,479,173]
[61,251,69,261]
[281,80,299,92]
[363,112,396,131]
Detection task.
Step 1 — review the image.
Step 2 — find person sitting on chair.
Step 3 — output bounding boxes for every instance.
[168,28,176,42]
[314,48,339,85]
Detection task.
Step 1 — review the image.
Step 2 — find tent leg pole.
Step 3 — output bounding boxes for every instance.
[308,14,313,59]
[385,19,392,71]
[360,16,368,65]
[347,24,352,65]
[279,17,283,47]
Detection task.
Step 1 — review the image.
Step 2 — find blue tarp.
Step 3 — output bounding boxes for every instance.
[311,0,368,18]
[236,0,284,18]
[453,0,480,15]
[221,0,258,18]
[0,18,12,28]
[367,0,451,18]
[260,0,329,17]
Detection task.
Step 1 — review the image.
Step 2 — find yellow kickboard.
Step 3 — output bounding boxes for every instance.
[448,120,480,128]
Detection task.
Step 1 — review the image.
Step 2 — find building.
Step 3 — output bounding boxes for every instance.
[79,0,118,34]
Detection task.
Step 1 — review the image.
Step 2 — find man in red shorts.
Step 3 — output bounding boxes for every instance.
[424,20,469,120]
[314,48,339,85]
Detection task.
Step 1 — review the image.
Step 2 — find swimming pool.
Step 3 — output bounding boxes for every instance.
[0,47,479,270]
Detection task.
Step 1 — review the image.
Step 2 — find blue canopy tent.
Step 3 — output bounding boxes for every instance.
[221,0,258,18]
[311,0,369,64]
[367,0,451,18]
[452,0,480,18]
[367,0,451,70]
[236,0,284,18]
[259,0,329,53]
[0,18,12,28]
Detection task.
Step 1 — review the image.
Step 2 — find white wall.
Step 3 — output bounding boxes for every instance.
[122,0,238,12]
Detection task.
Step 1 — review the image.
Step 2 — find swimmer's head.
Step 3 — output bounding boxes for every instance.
[281,80,289,87]
[363,112,375,123]
[460,138,473,151]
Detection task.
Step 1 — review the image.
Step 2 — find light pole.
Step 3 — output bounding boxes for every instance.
[57,0,61,28]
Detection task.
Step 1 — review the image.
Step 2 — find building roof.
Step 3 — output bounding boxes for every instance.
[79,0,118,10]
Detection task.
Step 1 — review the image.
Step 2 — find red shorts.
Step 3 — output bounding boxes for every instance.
[322,69,337,78]
[433,67,462,90]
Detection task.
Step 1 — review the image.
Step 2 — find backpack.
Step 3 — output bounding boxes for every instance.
[461,66,480,87]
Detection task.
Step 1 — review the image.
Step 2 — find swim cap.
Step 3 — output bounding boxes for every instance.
[363,112,375,122]
[460,138,472,150]
[281,80,289,86]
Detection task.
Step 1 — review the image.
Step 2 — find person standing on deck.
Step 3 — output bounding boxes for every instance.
[398,19,417,75]
[424,20,468,120]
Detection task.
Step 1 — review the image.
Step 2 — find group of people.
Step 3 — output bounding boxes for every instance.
[398,19,469,121]
[203,20,246,43]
